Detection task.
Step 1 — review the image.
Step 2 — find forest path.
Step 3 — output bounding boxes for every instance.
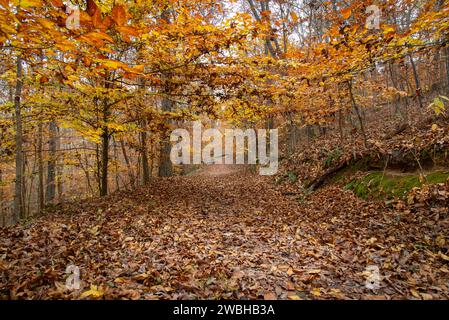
[191,163,248,177]
[2,165,448,299]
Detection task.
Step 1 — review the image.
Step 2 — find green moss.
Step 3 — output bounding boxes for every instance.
[345,171,449,200]
[330,158,371,184]
[288,172,298,183]
[275,171,298,184]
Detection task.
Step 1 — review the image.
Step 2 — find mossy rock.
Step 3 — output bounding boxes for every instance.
[345,171,449,200]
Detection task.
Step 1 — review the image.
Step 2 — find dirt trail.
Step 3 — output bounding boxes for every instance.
[1,164,448,300]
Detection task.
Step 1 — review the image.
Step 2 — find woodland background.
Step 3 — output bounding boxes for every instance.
[1,0,449,300]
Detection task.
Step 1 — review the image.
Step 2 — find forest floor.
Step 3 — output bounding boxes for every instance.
[1,161,449,300]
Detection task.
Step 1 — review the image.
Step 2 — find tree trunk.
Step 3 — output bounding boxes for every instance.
[159,129,173,177]
[348,81,369,148]
[113,137,120,192]
[37,120,44,213]
[56,128,63,202]
[46,121,57,204]
[119,139,135,188]
[409,53,424,108]
[140,121,151,184]
[338,109,345,143]
[159,9,174,177]
[13,56,24,222]
[100,127,109,196]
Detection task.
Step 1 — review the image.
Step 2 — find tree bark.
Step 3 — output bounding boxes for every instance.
[100,125,109,196]
[119,139,135,188]
[37,120,44,213]
[13,56,24,222]
[159,9,174,177]
[158,107,173,177]
[348,81,369,148]
[409,53,424,108]
[45,121,57,204]
[140,121,151,184]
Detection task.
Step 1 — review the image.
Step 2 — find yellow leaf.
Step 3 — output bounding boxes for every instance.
[19,0,43,7]
[311,288,321,296]
[306,269,321,274]
[410,289,420,299]
[96,59,125,70]
[383,26,395,34]
[37,18,54,29]
[421,293,433,300]
[439,252,449,261]
[288,295,302,300]
[81,285,104,299]
[436,235,446,248]
[431,124,439,132]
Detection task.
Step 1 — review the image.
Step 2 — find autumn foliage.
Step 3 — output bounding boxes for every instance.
[1,0,449,300]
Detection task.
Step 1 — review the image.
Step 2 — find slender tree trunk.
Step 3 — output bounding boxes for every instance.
[119,139,135,188]
[95,143,101,194]
[77,144,94,195]
[100,126,109,196]
[338,109,345,143]
[37,120,44,213]
[409,53,424,108]
[113,137,120,192]
[159,123,173,177]
[46,121,57,204]
[348,81,368,148]
[13,56,24,222]
[287,113,297,156]
[26,154,35,217]
[56,129,63,201]
[140,121,151,184]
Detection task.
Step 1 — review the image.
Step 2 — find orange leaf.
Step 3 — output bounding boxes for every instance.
[117,26,139,37]
[263,292,277,300]
[0,0,9,9]
[83,31,113,43]
[92,9,103,29]
[291,12,299,23]
[48,0,63,7]
[112,4,127,26]
[102,16,112,30]
[341,8,352,19]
